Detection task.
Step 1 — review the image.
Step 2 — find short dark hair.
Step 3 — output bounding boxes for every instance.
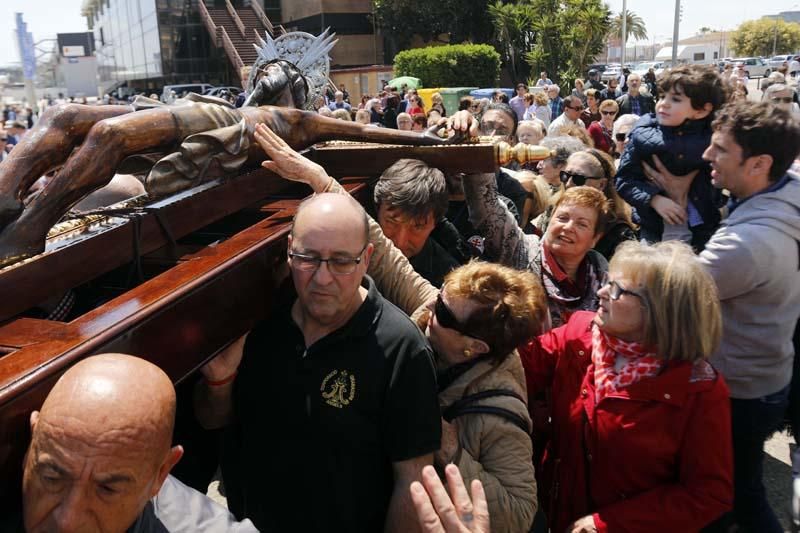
[712,101,800,181]
[459,96,474,111]
[562,95,582,108]
[374,159,449,221]
[482,102,518,136]
[657,65,729,116]
[516,82,527,90]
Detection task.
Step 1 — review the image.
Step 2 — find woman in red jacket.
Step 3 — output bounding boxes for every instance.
[520,240,733,533]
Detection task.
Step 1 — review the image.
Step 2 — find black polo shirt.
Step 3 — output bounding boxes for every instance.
[227,276,441,533]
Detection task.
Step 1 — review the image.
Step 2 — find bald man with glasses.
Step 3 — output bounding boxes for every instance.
[196,186,441,533]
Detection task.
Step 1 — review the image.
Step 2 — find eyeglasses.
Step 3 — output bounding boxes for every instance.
[434,294,486,341]
[288,243,367,275]
[604,280,646,302]
[560,170,602,186]
[565,105,584,111]
[771,96,794,103]
[601,110,617,116]
[479,121,511,137]
[615,132,629,142]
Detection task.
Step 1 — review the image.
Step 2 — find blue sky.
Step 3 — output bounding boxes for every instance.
[2,0,798,68]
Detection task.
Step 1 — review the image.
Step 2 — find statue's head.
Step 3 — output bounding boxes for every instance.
[247,59,309,109]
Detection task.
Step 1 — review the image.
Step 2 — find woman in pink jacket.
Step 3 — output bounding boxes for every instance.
[520,240,733,532]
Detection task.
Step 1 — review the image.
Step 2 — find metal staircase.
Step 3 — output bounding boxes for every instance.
[198,0,284,73]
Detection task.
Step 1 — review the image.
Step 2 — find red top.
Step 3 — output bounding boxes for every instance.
[588,121,614,154]
[519,311,733,533]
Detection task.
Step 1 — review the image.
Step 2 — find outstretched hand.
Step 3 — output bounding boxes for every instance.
[254,123,330,193]
[445,111,480,144]
[410,464,490,533]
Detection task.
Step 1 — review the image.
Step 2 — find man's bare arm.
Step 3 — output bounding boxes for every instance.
[194,334,248,429]
[385,454,434,533]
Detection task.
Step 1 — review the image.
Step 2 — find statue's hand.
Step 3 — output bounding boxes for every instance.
[254,123,330,193]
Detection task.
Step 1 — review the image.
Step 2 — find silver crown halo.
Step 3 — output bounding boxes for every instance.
[249,28,337,111]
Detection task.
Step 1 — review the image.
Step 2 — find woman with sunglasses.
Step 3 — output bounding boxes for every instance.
[539,149,636,261]
[423,261,547,533]
[519,240,733,533]
[586,99,619,155]
[407,95,426,117]
[611,114,639,162]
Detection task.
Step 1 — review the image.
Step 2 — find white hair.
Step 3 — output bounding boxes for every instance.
[613,114,640,137]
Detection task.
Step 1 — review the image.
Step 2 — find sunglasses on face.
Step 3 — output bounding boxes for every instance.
[566,105,584,111]
[601,110,616,116]
[560,170,602,186]
[771,96,793,103]
[434,294,485,341]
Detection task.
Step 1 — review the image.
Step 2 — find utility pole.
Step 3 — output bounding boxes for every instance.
[671,0,680,65]
[773,19,779,56]
[621,0,627,66]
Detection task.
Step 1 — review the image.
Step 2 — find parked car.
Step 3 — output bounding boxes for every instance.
[768,54,796,69]
[633,61,666,77]
[161,84,214,103]
[731,57,771,78]
[601,64,621,81]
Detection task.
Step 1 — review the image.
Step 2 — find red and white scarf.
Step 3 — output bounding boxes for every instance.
[591,324,661,402]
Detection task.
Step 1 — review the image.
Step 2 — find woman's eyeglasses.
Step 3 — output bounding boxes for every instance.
[604,280,647,303]
[559,170,602,186]
[601,110,617,116]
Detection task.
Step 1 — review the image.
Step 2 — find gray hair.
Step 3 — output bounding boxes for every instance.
[540,136,586,167]
[373,159,449,221]
[613,114,640,137]
[765,83,791,97]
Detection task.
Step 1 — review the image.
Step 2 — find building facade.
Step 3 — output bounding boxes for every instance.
[279,0,384,67]
[82,0,229,93]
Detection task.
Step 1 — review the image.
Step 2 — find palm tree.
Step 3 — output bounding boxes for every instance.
[608,10,648,43]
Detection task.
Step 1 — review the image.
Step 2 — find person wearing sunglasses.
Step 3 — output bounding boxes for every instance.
[546,149,636,261]
[610,114,638,161]
[423,261,547,533]
[586,99,618,155]
[520,240,732,533]
[547,95,586,137]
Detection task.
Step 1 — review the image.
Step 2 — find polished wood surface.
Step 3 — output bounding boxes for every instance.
[0,172,370,508]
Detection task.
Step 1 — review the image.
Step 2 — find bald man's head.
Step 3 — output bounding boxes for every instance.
[292,192,369,245]
[288,193,374,329]
[23,354,183,533]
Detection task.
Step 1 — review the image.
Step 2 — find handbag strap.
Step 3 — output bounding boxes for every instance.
[443,389,530,435]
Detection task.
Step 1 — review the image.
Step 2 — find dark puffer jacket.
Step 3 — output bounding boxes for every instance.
[615,114,722,251]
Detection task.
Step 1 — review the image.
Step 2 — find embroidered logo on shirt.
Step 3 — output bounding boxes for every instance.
[321,370,357,408]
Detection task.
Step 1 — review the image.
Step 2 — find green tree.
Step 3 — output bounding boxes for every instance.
[372,0,494,58]
[524,0,610,90]
[488,0,536,83]
[731,18,800,57]
[607,9,648,43]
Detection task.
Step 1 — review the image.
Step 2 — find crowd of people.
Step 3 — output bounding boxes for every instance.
[2,60,800,533]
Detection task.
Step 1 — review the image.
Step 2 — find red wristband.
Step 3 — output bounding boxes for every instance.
[205,371,237,387]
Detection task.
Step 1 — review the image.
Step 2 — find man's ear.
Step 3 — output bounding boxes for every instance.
[748,153,774,179]
[362,242,375,269]
[29,411,39,433]
[150,445,184,498]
